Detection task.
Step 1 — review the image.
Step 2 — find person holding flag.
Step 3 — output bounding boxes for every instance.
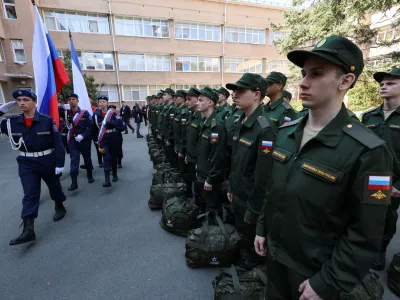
[66,93,94,191]
[93,96,126,187]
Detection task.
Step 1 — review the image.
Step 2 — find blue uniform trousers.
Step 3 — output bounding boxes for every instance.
[17,153,66,219]
[69,138,93,176]
[102,133,119,175]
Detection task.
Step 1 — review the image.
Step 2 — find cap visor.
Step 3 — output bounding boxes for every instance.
[226,83,248,90]
[287,50,346,71]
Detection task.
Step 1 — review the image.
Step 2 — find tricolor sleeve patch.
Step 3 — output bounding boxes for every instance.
[364,174,392,205]
[211,133,219,142]
[260,141,273,154]
[284,116,291,123]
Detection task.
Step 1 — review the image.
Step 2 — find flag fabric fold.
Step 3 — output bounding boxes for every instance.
[32,4,69,126]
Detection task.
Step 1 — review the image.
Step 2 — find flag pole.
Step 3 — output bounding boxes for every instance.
[31,0,36,5]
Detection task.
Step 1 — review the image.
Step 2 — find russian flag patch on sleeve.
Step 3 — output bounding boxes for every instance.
[211,133,219,142]
[364,174,392,204]
[284,116,291,123]
[260,141,273,154]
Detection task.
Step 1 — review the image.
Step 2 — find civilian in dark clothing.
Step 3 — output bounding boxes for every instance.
[142,105,148,126]
[120,101,135,134]
[132,102,143,138]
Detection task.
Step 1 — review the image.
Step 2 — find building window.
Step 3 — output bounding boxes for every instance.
[0,83,4,104]
[3,0,17,19]
[115,17,169,38]
[175,22,221,42]
[11,39,26,63]
[175,56,220,72]
[268,31,287,45]
[225,27,266,45]
[118,54,171,71]
[100,85,119,101]
[123,85,148,101]
[149,85,173,95]
[43,10,110,34]
[175,84,197,91]
[198,84,221,89]
[82,52,114,71]
[266,60,288,74]
[224,57,262,73]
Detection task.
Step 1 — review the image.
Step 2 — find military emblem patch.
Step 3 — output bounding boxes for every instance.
[316,38,327,48]
[211,133,219,142]
[167,220,173,228]
[364,174,392,205]
[209,257,219,265]
[260,141,273,154]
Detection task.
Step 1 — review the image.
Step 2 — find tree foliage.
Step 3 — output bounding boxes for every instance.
[273,0,400,111]
[58,50,101,106]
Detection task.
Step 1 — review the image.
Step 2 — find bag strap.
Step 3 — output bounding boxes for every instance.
[215,214,230,245]
[361,271,378,296]
[198,212,210,244]
[229,265,241,294]
[253,268,268,286]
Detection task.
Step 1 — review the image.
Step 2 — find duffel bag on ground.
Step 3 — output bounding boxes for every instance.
[388,252,400,297]
[152,169,183,186]
[213,265,267,300]
[339,271,383,300]
[154,162,172,172]
[152,153,167,167]
[185,213,241,268]
[148,183,187,210]
[160,197,198,237]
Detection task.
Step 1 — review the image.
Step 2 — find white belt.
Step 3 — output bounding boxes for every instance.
[106,129,116,133]
[20,149,54,157]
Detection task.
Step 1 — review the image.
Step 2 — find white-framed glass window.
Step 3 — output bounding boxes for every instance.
[268,31,288,45]
[3,0,17,19]
[266,60,289,74]
[224,57,262,73]
[11,39,26,63]
[123,85,148,101]
[198,84,220,89]
[115,16,169,38]
[100,85,119,101]
[82,52,114,71]
[175,84,197,91]
[225,27,266,45]
[118,54,171,71]
[43,10,110,34]
[149,85,173,95]
[0,83,4,104]
[175,22,221,42]
[175,56,220,72]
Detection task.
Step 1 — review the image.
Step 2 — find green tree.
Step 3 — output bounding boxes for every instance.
[59,50,102,106]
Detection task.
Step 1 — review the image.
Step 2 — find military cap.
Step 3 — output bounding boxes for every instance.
[226,73,268,98]
[108,104,117,109]
[146,96,151,101]
[373,67,400,83]
[12,89,37,100]
[282,90,292,100]
[266,72,287,87]
[215,87,230,99]
[186,87,201,97]
[161,88,176,96]
[175,90,188,98]
[98,95,109,101]
[287,36,364,81]
[66,93,79,99]
[199,86,219,103]
[156,92,164,98]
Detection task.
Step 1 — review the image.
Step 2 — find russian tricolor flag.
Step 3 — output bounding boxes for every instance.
[261,141,273,150]
[32,3,69,126]
[284,116,291,123]
[211,133,219,141]
[368,176,391,190]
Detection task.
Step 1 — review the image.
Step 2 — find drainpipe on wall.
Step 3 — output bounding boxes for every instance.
[221,0,227,86]
[107,0,122,105]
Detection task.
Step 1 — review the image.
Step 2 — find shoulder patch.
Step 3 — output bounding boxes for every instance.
[282,101,292,110]
[343,122,385,149]
[279,118,301,129]
[257,115,270,129]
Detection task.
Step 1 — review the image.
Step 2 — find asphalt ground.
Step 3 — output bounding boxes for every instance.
[0,129,398,299]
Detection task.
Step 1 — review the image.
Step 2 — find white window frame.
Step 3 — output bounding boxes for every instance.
[3,0,17,20]
[118,53,171,72]
[198,84,220,89]
[175,22,221,42]
[149,85,173,95]
[11,39,26,63]
[123,85,148,101]
[43,10,110,34]
[268,31,288,45]
[224,57,263,73]
[175,55,220,72]
[225,27,266,45]
[100,85,119,102]
[266,60,289,74]
[0,83,5,104]
[115,16,169,38]
[175,84,197,91]
[81,51,115,71]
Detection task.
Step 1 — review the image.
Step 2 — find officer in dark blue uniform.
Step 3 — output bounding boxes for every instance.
[58,104,70,154]
[109,104,124,168]
[93,96,126,187]
[65,93,94,191]
[0,90,67,246]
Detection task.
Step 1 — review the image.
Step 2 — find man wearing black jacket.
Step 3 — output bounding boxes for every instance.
[132,102,144,138]
[120,101,134,134]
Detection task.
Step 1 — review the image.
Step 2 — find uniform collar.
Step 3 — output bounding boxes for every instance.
[266,97,284,110]
[17,110,41,124]
[203,110,217,127]
[241,105,263,128]
[374,103,400,115]
[289,104,349,148]
[71,107,81,114]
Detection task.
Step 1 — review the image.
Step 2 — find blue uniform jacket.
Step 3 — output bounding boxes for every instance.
[0,111,65,168]
[93,109,126,142]
[68,107,93,141]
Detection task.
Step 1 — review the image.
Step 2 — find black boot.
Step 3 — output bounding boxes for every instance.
[112,170,118,182]
[68,175,78,191]
[87,170,94,184]
[103,174,111,187]
[9,217,36,246]
[53,201,66,222]
[372,252,386,271]
[80,164,87,170]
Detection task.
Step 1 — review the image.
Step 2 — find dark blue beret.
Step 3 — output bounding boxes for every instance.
[98,96,109,101]
[66,93,79,99]
[12,89,37,100]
